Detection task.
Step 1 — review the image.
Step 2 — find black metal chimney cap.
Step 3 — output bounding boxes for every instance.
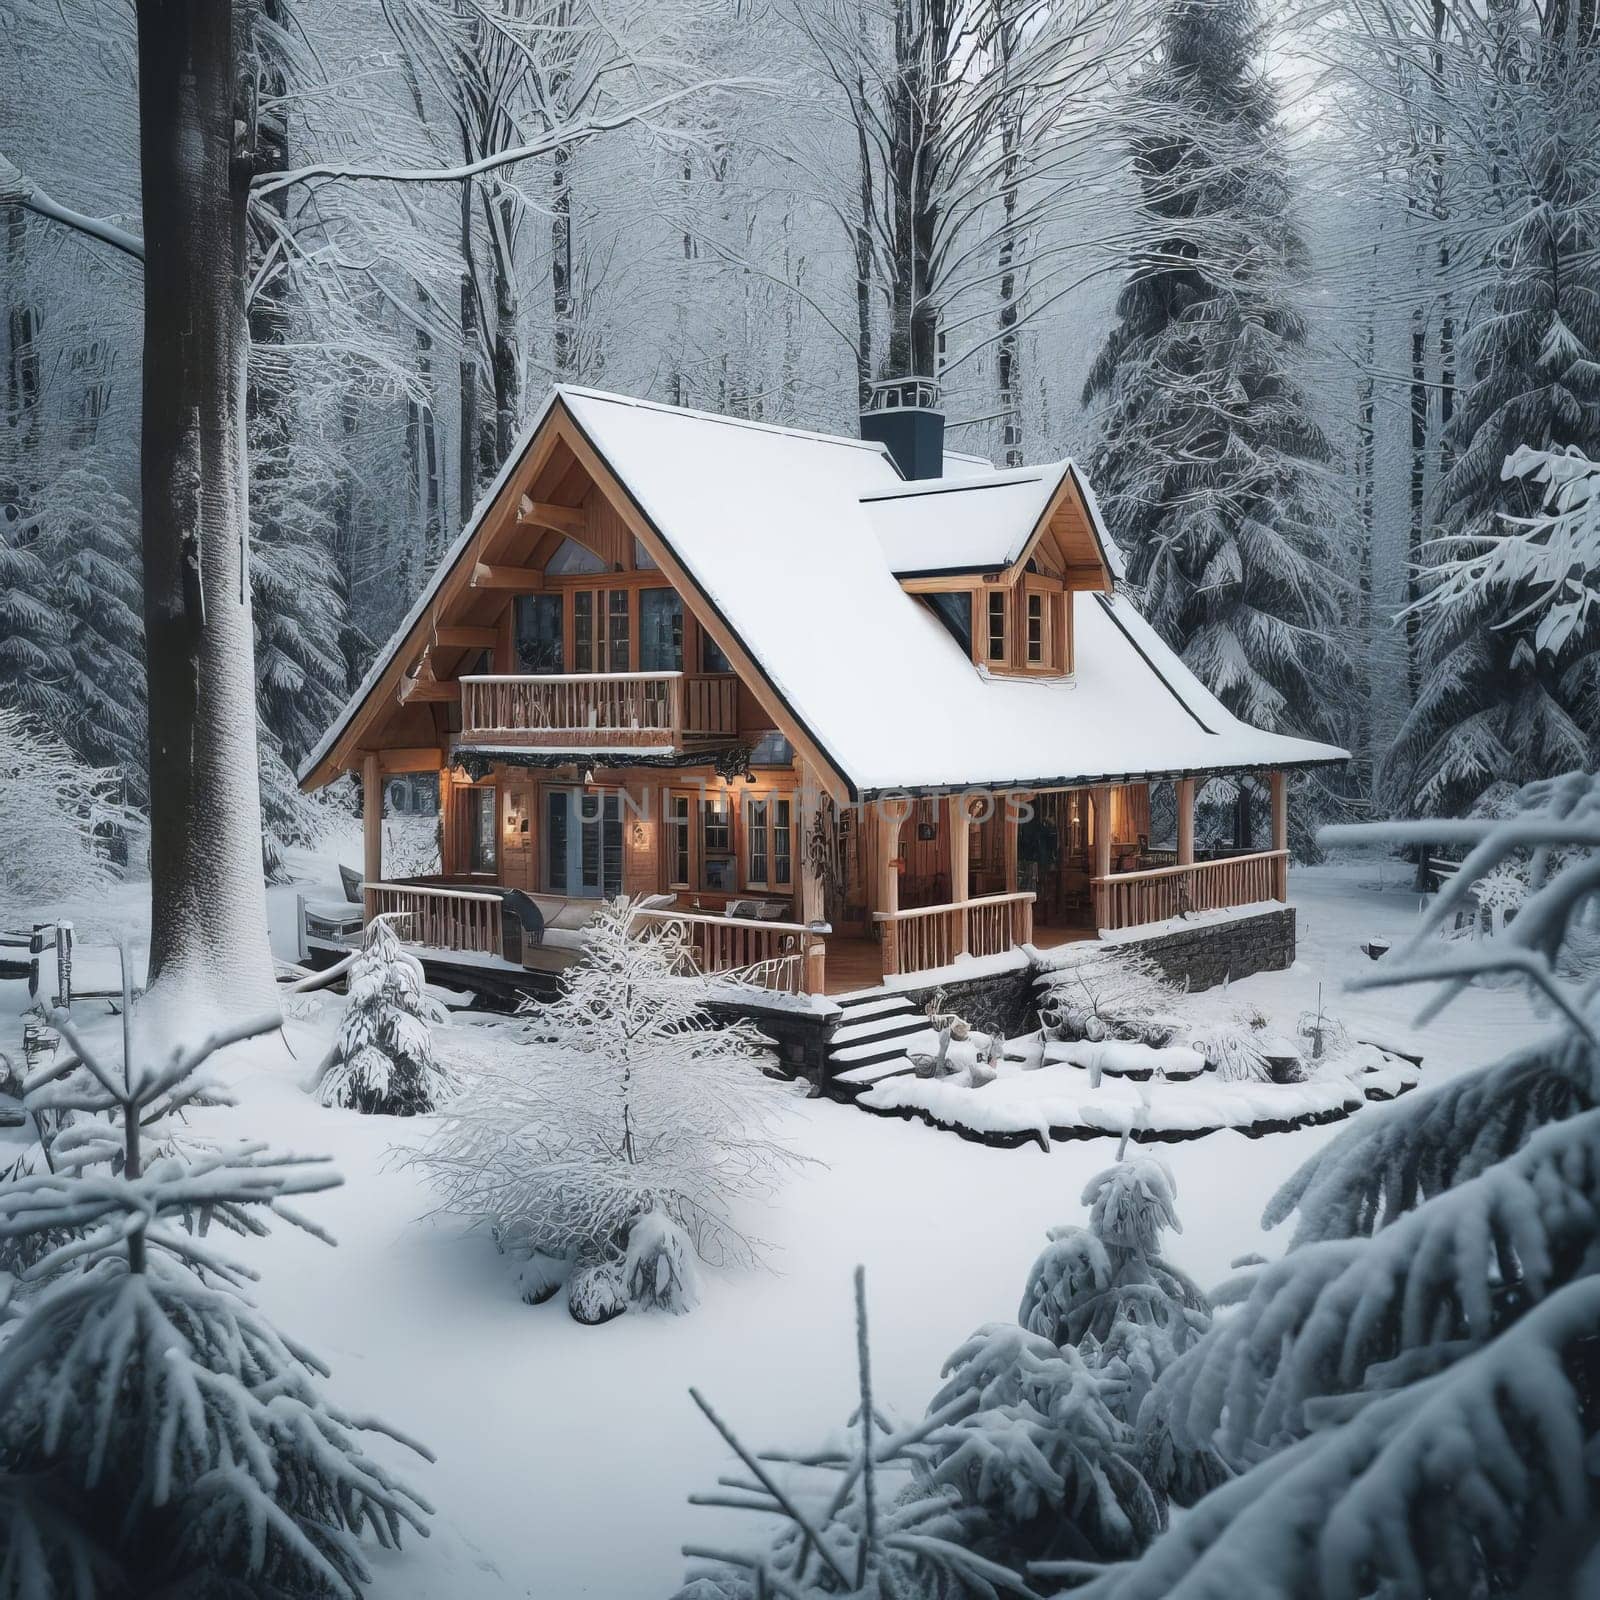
[860,376,944,480]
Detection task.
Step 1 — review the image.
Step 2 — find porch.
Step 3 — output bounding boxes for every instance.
[321,766,1292,1002]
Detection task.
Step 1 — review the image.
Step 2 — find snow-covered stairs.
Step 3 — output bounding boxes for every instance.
[825,991,933,1100]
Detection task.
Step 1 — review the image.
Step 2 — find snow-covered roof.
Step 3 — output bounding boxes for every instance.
[861,463,1070,576]
[302,384,1346,796]
[559,389,1345,795]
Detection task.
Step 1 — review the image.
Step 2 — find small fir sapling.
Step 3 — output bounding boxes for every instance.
[408,898,808,1323]
[1070,771,1600,1598]
[311,915,454,1115]
[674,1269,1046,1599]
[0,961,432,1598]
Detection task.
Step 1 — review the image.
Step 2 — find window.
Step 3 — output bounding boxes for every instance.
[515,593,564,673]
[745,795,793,890]
[633,537,659,570]
[468,787,497,874]
[701,795,736,891]
[607,590,631,672]
[702,632,733,674]
[749,731,794,767]
[1027,592,1046,665]
[545,790,568,891]
[640,588,683,672]
[573,590,594,672]
[747,798,769,885]
[987,591,1007,663]
[545,789,622,897]
[667,793,692,888]
[546,536,607,575]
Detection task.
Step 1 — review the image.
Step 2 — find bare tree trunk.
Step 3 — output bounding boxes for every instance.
[994,0,1022,467]
[136,0,275,1012]
[552,139,573,376]
[4,204,40,511]
[458,177,481,526]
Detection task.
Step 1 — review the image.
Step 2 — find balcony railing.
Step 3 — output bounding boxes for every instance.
[629,906,823,994]
[874,891,1035,978]
[458,672,737,748]
[364,881,503,957]
[1091,849,1287,932]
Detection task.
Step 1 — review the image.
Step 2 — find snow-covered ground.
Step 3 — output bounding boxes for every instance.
[0,857,1543,1598]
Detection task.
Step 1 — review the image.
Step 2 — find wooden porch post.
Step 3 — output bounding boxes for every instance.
[1091,784,1113,929]
[876,802,907,976]
[1176,777,1196,866]
[946,793,971,955]
[1003,794,1022,892]
[796,762,828,996]
[1270,769,1289,901]
[362,751,382,924]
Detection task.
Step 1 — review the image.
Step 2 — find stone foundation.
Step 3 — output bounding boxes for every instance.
[1111,906,1296,991]
[887,963,1039,1040]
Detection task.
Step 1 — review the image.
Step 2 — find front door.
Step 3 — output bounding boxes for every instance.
[545,788,623,898]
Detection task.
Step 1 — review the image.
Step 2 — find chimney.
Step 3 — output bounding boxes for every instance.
[860,377,944,480]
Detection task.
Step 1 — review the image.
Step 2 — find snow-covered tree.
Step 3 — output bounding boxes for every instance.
[311,915,454,1116]
[1070,769,1600,1598]
[1387,25,1600,818]
[1081,0,1353,764]
[0,705,138,925]
[0,982,432,1596]
[407,898,807,1320]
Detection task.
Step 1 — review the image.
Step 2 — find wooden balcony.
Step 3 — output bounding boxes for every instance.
[1091,849,1287,932]
[458,672,738,750]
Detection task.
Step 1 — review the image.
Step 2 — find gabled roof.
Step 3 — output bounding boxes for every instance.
[300,384,1347,798]
[862,464,1066,577]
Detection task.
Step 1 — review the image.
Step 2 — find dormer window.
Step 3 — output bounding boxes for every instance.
[987,591,1008,664]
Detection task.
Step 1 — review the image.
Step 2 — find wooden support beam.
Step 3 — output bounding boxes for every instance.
[362,753,382,910]
[876,804,907,976]
[796,761,828,996]
[1176,777,1196,867]
[1270,770,1289,900]
[398,677,461,705]
[1091,784,1113,930]
[1002,794,1023,893]
[433,626,499,650]
[470,562,538,590]
[517,498,584,537]
[946,794,971,955]
[379,746,445,775]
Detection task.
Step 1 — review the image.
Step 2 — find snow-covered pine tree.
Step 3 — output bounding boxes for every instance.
[24,466,146,801]
[1070,769,1600,1598]
[312,914,454,1115]
[1386,27,1600,819]
[1081,0,1354,811]
[0,982,432,1597]
[408,898,807,1321]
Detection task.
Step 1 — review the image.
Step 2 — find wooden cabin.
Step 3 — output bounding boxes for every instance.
[298,381,1347,999]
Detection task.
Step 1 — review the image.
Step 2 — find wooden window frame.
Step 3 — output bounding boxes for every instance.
[986,589,1009,666]
[742,789,794,894]
[666,790,696,890]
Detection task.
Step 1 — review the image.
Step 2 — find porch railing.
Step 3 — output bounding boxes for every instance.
[629,906,823,995]
[1091,849,1287,932]
[458,671,739,748]
[874,891,1035,978]
[364,881,503,957]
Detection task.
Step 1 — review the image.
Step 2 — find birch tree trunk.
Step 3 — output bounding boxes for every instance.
[136,0,276,1013]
